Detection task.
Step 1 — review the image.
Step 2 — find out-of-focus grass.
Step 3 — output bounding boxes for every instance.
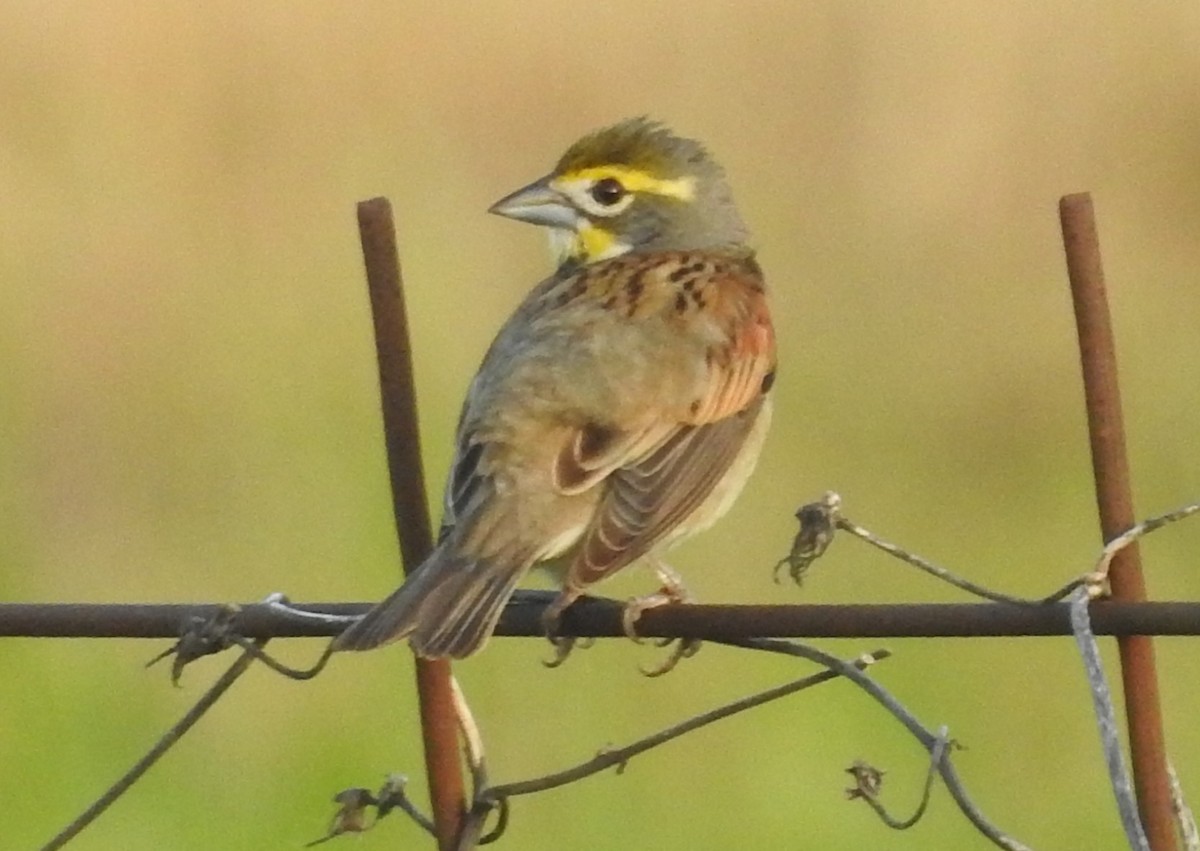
[2,3,1199,849]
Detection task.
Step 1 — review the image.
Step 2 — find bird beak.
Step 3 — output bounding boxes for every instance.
[488,176,578,229]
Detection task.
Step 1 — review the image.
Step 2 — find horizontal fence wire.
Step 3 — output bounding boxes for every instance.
[4,595,1200,640]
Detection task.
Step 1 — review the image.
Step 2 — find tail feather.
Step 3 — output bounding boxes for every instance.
[416,568,524,658]
[334,541,528,659]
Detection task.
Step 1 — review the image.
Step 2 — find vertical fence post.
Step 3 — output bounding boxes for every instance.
[1060,192,1177,851]
[357,198,466,849]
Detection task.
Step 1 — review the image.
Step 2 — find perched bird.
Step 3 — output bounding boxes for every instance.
[334,117,776,662]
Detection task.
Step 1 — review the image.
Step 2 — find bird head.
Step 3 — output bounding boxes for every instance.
[489,117,749,266]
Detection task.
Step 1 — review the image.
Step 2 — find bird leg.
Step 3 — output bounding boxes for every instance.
[623,559,701,676]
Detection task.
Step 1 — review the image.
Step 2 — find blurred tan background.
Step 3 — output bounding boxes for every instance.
[2,3,1199,849]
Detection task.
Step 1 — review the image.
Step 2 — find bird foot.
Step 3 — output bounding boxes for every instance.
[623,561,701,676]
[541,590,594,668]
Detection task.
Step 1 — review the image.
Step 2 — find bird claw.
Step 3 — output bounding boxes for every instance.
[622,560,700,676]
[638,637,701,677]
[541,591,592,667]
[543,636,577,668]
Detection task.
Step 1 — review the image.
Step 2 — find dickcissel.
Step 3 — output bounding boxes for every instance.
[335,117,776,663]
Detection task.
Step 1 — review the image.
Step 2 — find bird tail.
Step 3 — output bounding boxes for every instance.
[333,539,528,659]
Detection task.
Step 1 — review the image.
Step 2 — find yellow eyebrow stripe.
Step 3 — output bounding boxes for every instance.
[565,166,697,201]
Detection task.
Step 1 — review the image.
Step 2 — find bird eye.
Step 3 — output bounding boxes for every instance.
[590,177,627,207]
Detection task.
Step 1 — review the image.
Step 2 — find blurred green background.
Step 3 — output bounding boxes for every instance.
[2,3,1199,849]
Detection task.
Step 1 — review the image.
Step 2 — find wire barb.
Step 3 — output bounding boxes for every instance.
[774,490,840,585]
[145,604,242,685]
[307,774,437,847]
[723,637,1031,850]
[779,493,1200,612]
[845,727,953,830]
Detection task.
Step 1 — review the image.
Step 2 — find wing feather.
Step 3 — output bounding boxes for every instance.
[568,398,765,587]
